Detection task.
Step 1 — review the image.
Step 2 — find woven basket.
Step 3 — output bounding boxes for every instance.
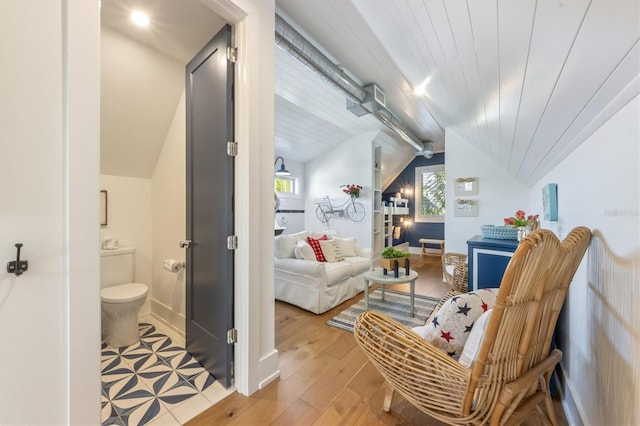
[481,225,518,240]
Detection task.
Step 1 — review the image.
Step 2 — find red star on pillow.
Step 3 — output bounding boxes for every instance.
[482,301,489,311]
[440,331,454,343]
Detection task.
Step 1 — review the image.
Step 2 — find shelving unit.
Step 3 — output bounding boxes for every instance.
[372,145,383,260]
[383,208,392,247]
[384,199,409,248]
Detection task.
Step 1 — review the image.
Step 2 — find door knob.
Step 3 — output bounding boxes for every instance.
[179,240,192,248]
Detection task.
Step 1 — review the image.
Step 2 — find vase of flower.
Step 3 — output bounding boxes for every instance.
[341,184,363,198]
[517,226,530,242]
[504,210,539,243]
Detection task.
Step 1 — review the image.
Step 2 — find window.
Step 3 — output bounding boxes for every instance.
[415,165,445,222]
[275,176,297,196]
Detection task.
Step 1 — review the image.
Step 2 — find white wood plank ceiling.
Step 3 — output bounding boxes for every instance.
[100,0,639,185]
[276,0,640,184]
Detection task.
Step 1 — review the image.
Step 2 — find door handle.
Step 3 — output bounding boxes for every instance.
[179,240,192,248]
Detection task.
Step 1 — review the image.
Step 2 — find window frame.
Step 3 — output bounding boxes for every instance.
[274,175,299,199]
[414,164,445,223]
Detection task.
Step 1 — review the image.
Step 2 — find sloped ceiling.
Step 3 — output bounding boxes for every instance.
[100,0,226,178]
[101,0,639,185]
[276,0,640,184]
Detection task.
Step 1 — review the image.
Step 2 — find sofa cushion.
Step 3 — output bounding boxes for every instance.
[331,237,357,257]
[307,235,328,262]
[274,235,298,259]
[324,261,353,285]
[274,231,308,259]
[294,240,315,261]
[274,257,324,277]
[341,256,371,275]
[413,289,497,357]
[319,240,344,262]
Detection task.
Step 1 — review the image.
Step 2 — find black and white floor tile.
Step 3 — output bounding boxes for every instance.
[101,323,221,425]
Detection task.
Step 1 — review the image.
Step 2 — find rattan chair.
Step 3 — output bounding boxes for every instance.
[354,227,591,425]
[441,252,469,300]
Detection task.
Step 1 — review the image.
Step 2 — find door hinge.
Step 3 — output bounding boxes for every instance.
[226,46,238,63]
[226,141,238,156]
[227,235,238,250]
[227,328,237,344]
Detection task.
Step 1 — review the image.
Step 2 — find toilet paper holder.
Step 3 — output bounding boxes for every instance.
[163,259,185,273]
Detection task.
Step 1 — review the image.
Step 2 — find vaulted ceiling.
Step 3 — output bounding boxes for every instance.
[101,0,640,185]
[276,0,640,184]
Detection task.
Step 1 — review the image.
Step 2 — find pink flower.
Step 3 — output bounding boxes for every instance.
[341,184,363,198]
[504,210,539,227]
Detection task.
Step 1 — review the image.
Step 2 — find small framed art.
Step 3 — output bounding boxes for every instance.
[454,199,478,217]
[454,177,478,196]
[100,190,108,226]
[542,184,558,221]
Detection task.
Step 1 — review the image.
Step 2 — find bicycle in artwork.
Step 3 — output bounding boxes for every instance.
[314,185,366,223]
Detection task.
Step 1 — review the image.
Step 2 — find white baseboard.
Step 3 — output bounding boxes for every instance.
[151,299,186,335]
[556,363,585,426]
[259,349,280,389]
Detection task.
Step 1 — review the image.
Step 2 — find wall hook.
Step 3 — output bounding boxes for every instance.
[7,243,28,276]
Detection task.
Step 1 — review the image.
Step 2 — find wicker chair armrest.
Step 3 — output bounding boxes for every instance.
[442,252,467,267]
[490,349,562,426]
[354,311,472,417]
[452,262,469,293]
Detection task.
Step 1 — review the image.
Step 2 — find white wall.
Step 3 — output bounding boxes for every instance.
[0,1,100,424]
[151,92,187,332]
[529,96,640,425]
[275,158,305,234]
[444,128,530,253]
[101,26,184,178]
[100,175,153,315]
[305,131,376,247]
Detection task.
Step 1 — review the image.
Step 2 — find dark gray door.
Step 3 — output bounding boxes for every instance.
[185,24,234,387]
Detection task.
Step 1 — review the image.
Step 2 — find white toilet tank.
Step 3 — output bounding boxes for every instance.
[100,247,136,288]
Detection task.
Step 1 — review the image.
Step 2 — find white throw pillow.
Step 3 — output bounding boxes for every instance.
[274,235,297,259]
[331,237,357,257]
[274,231,308,259]
[294,240,316,261]
[319,240,344,262]
[458,309,492,368]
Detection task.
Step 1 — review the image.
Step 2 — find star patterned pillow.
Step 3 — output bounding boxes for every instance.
[412,289,498,358]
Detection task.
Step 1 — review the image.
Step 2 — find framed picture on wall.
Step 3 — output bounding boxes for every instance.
[100,190,108,226]
[453,199,478,217]
[454,177,478,196]
[542,183,558,221]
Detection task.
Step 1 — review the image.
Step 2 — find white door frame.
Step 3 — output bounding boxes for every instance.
[67,0,277,422]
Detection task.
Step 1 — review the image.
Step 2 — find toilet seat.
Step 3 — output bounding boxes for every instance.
[101,283,148,303]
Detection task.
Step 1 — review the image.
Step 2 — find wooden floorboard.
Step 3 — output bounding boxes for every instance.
[187,254,568,426]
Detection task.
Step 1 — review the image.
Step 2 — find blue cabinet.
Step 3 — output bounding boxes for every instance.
[467,235,519,291]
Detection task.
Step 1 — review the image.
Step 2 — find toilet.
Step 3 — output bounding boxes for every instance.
[100,247,148,347]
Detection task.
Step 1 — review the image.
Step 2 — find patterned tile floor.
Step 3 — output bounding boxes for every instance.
[101,322,230,425]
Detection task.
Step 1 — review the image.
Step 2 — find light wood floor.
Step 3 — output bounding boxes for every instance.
[187,255,567,426]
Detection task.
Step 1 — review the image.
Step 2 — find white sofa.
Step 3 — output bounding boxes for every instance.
[274,231,372,314]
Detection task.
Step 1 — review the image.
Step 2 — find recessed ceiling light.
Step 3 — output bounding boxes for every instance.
[131,10,150,27]
[414,75,433,96]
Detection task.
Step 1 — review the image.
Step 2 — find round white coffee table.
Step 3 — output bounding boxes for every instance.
[363,267,419,317]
